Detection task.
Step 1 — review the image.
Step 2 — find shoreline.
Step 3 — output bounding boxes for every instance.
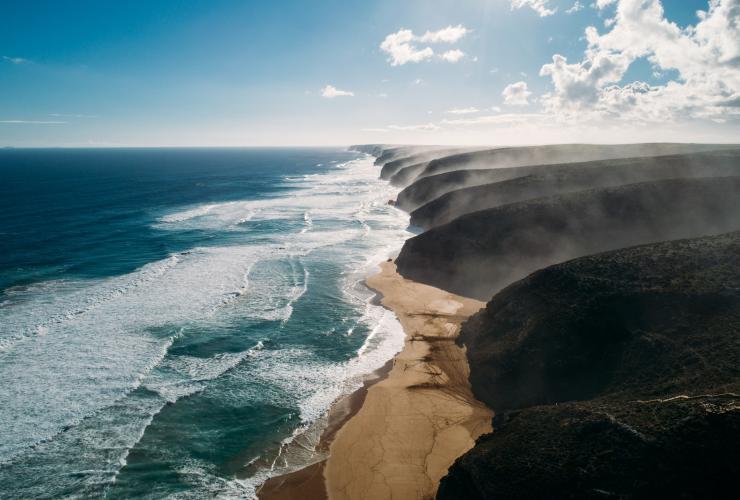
[257,357,393,500]
[259,260,493,499]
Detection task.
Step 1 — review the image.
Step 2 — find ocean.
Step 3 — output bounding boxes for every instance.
[0,148,409,498]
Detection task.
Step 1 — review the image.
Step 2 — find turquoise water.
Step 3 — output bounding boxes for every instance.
[0,148,409,498]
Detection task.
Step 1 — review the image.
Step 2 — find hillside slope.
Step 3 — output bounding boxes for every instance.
[410,150,740,228]
[437,232,740,500]
[396,176,740,299]
[396,145,739,211]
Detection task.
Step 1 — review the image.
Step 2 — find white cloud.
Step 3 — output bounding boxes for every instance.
[440,49,465,62]
[361,127,389,133]
[502,81,533,106]
[418,25,470,43]
[321,85,354,98]
[379,25,470,66]
[2,56,29,64]
[387,123,441,131]
[0,120,66,124]
[380,29,434,66]
[566,2,584,14]
[442,113,547,126]
[49,113,97,118]
[510,0,557,17]
[538,0,740,125]
[446,107,480,114]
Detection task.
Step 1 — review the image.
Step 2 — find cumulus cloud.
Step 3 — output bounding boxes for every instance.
[379,25,469,66]
[446,107,480,114]
[321,85,354,98]
[510,0,557,17]
[380,30,434,65]
[418,25,470,43]
[440,49,465,63]
[502,81,533,106]
[538,0,740,124]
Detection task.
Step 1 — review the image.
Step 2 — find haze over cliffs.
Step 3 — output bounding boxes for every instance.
[397,176,740,300]
[410,150,740,229]
[352,142,740,499]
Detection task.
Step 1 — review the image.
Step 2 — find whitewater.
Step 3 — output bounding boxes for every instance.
[0,149,410,498]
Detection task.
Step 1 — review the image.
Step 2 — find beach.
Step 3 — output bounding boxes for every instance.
[260,260,493,499]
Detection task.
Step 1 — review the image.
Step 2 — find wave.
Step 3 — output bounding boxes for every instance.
[0,154,412,498]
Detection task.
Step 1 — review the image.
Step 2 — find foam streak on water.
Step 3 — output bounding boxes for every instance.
[0,153,410,498]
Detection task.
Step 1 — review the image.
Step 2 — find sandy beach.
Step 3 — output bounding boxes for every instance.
[259,260,493,499]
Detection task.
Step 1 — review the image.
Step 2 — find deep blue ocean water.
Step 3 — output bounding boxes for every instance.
[0,148,409,498]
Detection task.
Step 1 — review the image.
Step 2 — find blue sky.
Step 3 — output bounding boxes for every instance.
[1,0,737,146]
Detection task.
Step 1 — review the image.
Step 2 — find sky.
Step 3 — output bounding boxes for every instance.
[1,0,738,147]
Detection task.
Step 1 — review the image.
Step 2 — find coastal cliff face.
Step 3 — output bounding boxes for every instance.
[395,176,740,300]
[410,150,740,229]
[395,144,739,212]
[350,144,740,499]
[371,146,443,166]
[380,148,472,180]
[437,232,740,500]
[416,143,736,179]
[397,167,536,212]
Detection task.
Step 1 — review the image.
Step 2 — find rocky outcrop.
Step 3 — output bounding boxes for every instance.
[395,176,740,300]
[437,232,740,500]
[410,150,740,228]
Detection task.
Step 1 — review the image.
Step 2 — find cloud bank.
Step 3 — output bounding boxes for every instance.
[539,0,740,125]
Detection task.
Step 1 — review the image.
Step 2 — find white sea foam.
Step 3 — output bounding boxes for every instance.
[0,154,411,497]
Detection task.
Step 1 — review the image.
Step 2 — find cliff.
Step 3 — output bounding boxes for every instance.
[379,148,473,180]
[395,176,740,300]
[438,232,740,500]
[395,144,738,212]
[410,150,740,228]
[417,143,737,179]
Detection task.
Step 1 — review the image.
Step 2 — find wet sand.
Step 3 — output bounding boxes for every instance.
[259,261,493,499]
[324,261,493,499]
[257,361,392,500]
